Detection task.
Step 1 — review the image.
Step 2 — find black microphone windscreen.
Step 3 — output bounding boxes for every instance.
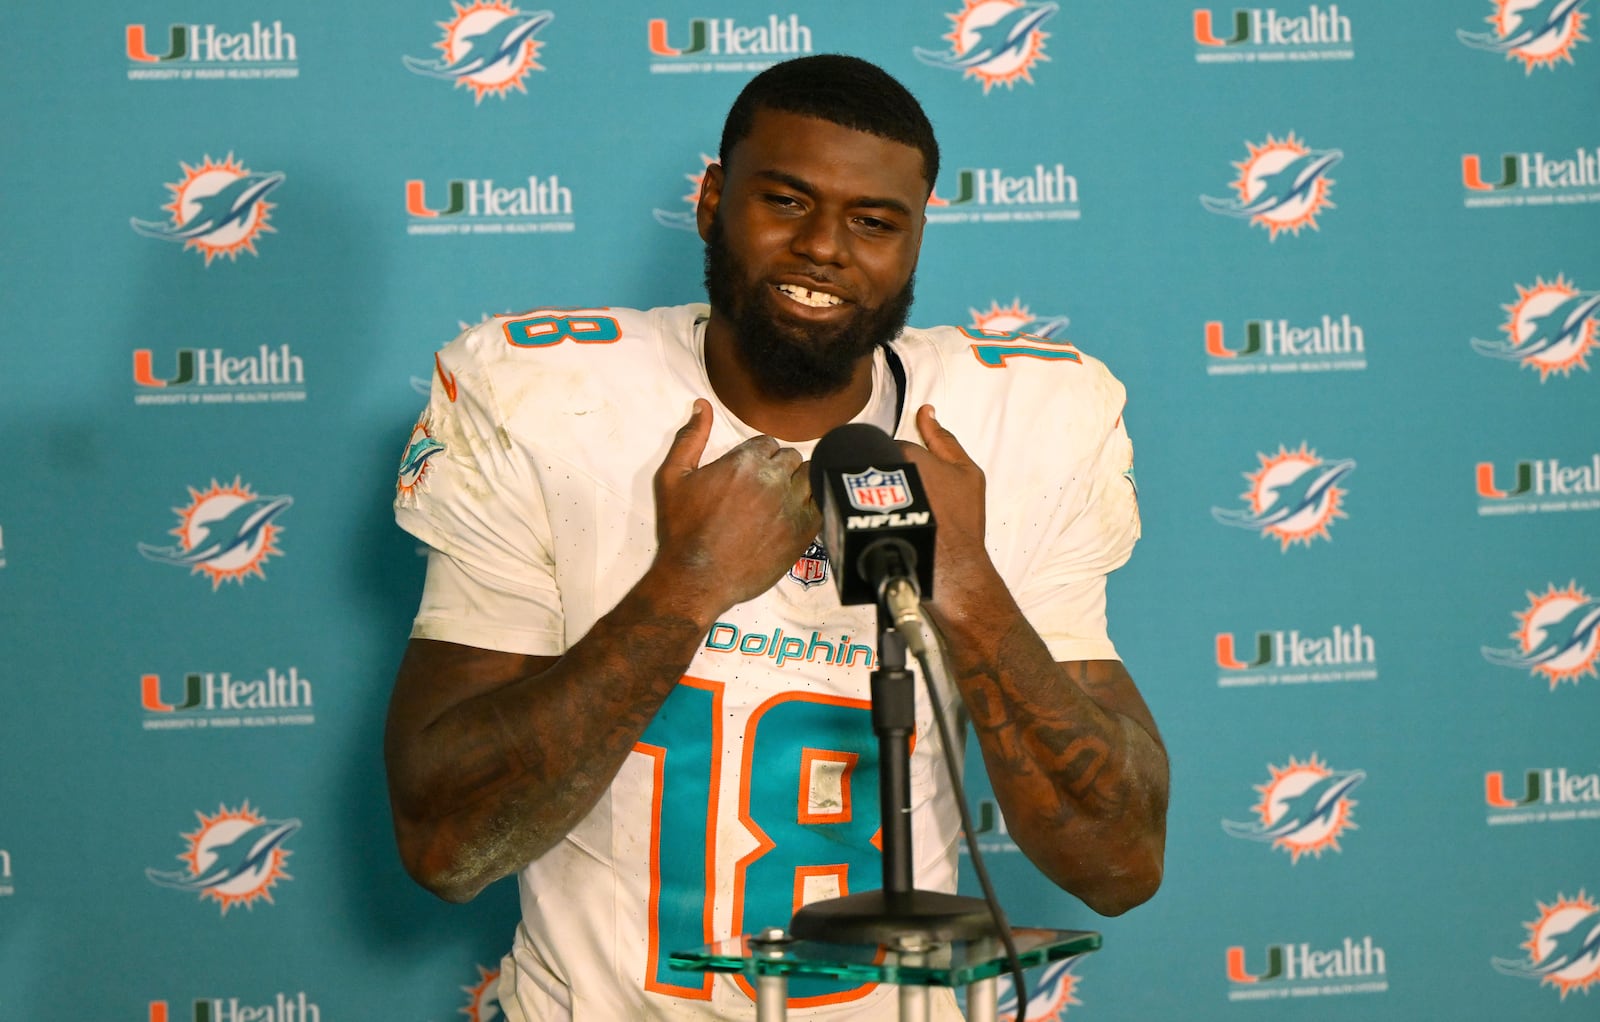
[810,423,902,497]
[809,422,935,604]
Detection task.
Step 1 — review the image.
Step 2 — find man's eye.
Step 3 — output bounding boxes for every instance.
[856,217,895,232]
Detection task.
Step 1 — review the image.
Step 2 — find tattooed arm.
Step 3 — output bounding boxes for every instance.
[931,638,1167,915]
[384,402,820,902]
[901,406,1168,916]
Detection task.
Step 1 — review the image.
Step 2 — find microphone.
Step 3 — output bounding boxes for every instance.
[809,423,936,610]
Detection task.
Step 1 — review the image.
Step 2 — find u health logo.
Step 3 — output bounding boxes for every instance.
[1458,0,1591,72]
[147,992,319,1022]
[133,344,307,406]
[967,798,1020,854]
[142,667,315,731]
[1227,935,1388,1000]
[647,13,814,72]
[1471,274,1599,380]
[1476,453,1600,515]
[146,801,299,914]
[1216,622,1377,686]
[1493,891,1600,998]
[406,172,575,235]
[126,19,298,80]
[131,154,283,265]
[1201,133,1341,239]
[1462,144,1600,207]
[1482,581,1600,688]
[914,1,1058,92]
[926,161,1080,224]
[138,477,291,588]
[1205,312,1366,374]
[1485,764,1600,824]
[1193,4,1354,62]
[1211,443,1354,549]
[1223,753,1364,862]
[403,1,552,102]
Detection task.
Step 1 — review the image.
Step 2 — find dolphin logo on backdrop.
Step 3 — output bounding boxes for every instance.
[993,955,1083,1019]
[404,2,552,102]
[138,495,289,565]
[1471,275,1600,380]
[138,478,291,588]
[968,298,1070,340]
[1223,754,1364,862]
[130,154,283,264]
[147,802,299,914]
[1223,771,1365,841]
[1493,891,1600,998]
[457,964,504,1022]
[1458,0,1592,73]
[1482,581,1600,688]
[914,1,1058,92]
[1212,443,1354,550]
[653,153,714,230]
[1201,133,1341,239]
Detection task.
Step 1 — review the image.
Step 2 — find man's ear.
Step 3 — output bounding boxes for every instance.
[696,163,725,242]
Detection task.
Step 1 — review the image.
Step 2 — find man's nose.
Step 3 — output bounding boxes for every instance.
[790,212,846,266]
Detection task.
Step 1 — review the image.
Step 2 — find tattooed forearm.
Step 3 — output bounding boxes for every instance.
[930,604,1169,914]
[953,622,1128,814]
[1044,737,1113,801]
[386,591,716,902]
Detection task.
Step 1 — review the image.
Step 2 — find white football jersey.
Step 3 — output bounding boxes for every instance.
[394,303,1139,1021]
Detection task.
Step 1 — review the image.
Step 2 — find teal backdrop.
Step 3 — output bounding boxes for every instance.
[3,2,1598,1019]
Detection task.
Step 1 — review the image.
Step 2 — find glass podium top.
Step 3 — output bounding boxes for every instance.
[670,928,1101,989]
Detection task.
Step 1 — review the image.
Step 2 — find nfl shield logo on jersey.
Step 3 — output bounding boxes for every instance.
[787,541,829,589]
[843,468,913,511]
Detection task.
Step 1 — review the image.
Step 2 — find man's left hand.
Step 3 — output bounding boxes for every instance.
[896,404,1000,611]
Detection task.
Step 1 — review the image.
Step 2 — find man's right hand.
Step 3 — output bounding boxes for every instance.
[386,400,823,903]
[651,399,821,611]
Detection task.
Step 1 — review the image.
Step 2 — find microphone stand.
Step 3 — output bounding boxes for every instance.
[789,595,996,945]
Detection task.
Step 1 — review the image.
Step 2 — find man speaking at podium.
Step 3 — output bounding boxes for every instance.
[385,54,1168,1021]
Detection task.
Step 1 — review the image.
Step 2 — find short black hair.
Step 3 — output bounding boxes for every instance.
[719,54,940,191]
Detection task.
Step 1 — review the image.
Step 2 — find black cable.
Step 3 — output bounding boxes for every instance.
[911,643,1029,1015]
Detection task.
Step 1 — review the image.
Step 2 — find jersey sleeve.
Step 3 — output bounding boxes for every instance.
[1011,379,1141,664]
[393,340,565,656]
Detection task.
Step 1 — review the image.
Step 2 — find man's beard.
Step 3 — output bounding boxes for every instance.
[703,214,914,400]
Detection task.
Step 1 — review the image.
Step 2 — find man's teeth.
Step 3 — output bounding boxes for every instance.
[776,284,843,308]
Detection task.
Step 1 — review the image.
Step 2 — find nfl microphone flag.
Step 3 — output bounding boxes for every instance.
[810,424,937,606]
